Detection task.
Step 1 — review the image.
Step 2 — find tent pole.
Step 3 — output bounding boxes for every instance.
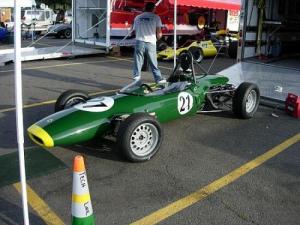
[14,0,30,224]
[106,0,111,52]
[72,0,75,43]
[173,0,177,68]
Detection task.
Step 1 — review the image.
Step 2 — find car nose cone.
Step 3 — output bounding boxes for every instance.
[27,124,54,148]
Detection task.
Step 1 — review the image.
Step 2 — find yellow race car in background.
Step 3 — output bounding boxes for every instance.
[157,40,217,62]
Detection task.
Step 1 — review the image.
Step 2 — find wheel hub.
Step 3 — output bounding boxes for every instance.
[130,123,158,157]
[246,90,257,113]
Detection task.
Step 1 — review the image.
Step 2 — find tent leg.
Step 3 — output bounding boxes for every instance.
[14,1,30,225]
[173,0,177,68]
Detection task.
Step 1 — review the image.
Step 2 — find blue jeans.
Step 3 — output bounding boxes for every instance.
[133,40,162,83]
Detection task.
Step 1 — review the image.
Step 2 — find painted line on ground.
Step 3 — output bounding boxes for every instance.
[131,133,300,225]
[0,89,119,113]
[107,56,173,71]
[14,183,66,225]
[0,58,128,73]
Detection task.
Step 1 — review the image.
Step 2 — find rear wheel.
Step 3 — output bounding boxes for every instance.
[55,90,89,112]
[117,113,163,162]
[64,28,71,39]
[233,82,260,119]
[157,40,168,51]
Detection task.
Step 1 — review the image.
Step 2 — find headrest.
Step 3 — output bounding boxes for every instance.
[179,52,193,72]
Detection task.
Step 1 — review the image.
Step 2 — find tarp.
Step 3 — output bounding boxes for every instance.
[168,0,241,11]
[0,0,36,8]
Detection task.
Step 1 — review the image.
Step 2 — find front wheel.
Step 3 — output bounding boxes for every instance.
[55,90,89,112]
[117,113,163,162]
[232,82,260,119]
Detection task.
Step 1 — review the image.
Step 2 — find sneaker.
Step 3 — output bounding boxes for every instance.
[157,79,167,84]
[133,76,141,81]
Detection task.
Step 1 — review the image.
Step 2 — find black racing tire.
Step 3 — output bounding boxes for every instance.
[232,82,260,119]
[157,40,168,51]
[117,113,163,162]
[64,28,72,39]
[55,90,89,112]
[188,46,203,63]
[228,40,238,58]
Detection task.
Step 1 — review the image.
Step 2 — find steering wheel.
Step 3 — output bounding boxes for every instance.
[141,83,154,92]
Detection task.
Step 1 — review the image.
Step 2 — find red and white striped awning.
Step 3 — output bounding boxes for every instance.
[168,0,241,11]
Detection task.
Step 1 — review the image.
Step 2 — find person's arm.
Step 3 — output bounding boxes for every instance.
[156,15,163,40]
[156,27,162,40]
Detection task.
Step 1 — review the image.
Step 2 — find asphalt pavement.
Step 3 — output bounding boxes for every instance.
[0,53,299,225]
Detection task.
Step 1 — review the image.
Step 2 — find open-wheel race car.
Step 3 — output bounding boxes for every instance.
[27,52,260,162]
[157,40,217,62]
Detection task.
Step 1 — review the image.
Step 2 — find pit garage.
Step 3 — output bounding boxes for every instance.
[219,0,300,101]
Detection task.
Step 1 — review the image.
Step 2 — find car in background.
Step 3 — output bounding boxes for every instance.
[47,23,71,38]
[157,40,217,62]
[21,8,55,33]
[0,26,8,42]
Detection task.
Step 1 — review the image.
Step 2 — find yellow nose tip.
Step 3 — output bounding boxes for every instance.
[27,124,54,148]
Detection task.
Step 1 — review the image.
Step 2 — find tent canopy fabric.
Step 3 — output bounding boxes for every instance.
[0,0,36,8]
[168,0,241,11]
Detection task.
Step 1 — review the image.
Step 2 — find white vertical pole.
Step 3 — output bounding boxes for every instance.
[14,1,30,225]
[72,0,75,43]
[106,0,111,51]
[173,0,177,68]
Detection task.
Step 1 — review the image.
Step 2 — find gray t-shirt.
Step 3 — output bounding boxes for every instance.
[133,12,162,44]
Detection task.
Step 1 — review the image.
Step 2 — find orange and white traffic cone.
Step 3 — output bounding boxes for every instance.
[71,155,95,225]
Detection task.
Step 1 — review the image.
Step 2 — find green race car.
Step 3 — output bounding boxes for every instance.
[28,53,260,162]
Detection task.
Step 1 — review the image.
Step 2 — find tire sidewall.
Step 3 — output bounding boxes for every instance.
[64,28,71,39]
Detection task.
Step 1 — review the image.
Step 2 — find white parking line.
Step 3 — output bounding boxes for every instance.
[0,58,129,73]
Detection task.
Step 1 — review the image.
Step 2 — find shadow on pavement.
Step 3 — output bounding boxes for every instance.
[0,196,46,225]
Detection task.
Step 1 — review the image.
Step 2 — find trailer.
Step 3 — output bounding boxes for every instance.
[218,0,300,101]
[73,0,241,48]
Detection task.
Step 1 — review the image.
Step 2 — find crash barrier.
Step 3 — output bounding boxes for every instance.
[72,155,95,225]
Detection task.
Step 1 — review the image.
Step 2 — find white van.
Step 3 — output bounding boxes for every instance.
[21,8,55,32]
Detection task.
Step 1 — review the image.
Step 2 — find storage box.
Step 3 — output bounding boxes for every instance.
[285,93,300,118]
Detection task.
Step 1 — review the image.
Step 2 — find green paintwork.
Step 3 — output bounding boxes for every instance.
[72,215,95,225]
[28,74,229,147]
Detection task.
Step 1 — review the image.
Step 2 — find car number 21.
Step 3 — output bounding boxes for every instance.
[178,92,194,115]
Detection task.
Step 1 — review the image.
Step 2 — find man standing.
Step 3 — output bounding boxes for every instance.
[132,2,165,84]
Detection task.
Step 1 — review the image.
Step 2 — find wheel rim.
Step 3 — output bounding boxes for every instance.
[195,50,203,62]
[65,96,86,109]
[246,90,257,113]
[130,123,159,157]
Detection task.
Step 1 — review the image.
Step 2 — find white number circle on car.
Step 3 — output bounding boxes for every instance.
[178,92,193,115]
[75,97,114,112]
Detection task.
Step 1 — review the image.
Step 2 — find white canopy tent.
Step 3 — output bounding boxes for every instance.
[0,0,36,8]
